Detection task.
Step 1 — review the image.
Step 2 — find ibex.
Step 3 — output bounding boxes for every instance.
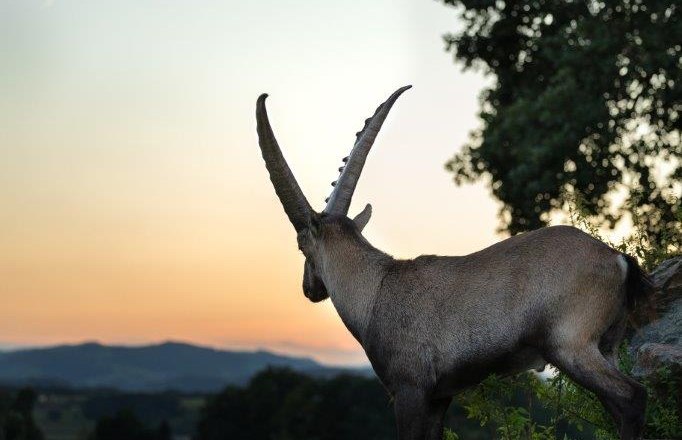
[255,86,653,440]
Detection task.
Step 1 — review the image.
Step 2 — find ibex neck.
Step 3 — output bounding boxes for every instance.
[319,234,391,344]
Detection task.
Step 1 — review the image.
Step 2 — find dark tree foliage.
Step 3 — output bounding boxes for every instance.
[196,367,496,439]
[442,0,681,245]
[195,367,397,440]
[88,409,171,440]
[0,388,44,440]
[82,393,180,423]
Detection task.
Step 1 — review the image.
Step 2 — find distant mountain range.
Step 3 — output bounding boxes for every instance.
[0,342,372,392]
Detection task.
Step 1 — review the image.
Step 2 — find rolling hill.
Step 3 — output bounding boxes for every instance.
[0,341,371,392]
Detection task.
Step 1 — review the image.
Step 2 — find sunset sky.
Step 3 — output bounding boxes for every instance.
[1,0,505,365]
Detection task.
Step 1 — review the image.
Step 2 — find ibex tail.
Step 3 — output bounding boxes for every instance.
[622,254,655,311]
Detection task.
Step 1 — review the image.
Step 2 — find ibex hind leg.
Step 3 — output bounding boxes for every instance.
[548,345,646,440]
[599,315,627,368]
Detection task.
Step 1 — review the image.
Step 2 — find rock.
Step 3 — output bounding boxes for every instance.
[630,299,682,353]
[629,256,682,379]
[631,342,682,378]
[649,256,682,314]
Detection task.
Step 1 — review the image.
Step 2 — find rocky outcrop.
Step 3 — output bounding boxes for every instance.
[631,342,682,378]
[629,256,682,378]
[648,257,682,315]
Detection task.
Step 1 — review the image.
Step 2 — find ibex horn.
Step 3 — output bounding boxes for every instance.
[324,85,411,215]
[256,94,313,232]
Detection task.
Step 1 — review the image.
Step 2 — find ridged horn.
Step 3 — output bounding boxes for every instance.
[256,93,312,232]
[324,85,411,215]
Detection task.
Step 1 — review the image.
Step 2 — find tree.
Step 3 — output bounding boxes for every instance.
[0,388,43,440]
[195,368,397,440]
[195,368,313,440]
[442,0,680,247]
[88,409,172,440]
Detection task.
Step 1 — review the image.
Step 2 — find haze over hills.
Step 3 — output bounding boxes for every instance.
[0,341,372,392]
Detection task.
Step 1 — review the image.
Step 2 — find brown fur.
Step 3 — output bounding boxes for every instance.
[255,89,652,440]
[303,218,648,440]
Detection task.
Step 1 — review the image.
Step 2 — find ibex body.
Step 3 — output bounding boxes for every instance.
[255,86,652,440]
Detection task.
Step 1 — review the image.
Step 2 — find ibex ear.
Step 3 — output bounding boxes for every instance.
[353,204,372,232]
[308,212,323,237]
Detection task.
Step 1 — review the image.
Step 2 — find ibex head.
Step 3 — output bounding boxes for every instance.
[256,86,411,302]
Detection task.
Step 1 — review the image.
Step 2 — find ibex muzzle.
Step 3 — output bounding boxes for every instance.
[255,87,653,440]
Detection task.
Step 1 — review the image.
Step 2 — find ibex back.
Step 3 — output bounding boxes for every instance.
[254,86,653,440]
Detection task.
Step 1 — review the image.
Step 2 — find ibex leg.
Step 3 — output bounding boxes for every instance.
[425,397,451,440]
[394,388,440,440]
[548,345,646,440]
[599,316,627,368]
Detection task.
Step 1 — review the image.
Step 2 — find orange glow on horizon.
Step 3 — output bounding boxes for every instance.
[1,0,501,365]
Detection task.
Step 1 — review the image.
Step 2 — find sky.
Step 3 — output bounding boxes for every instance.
[1,0,503,365]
